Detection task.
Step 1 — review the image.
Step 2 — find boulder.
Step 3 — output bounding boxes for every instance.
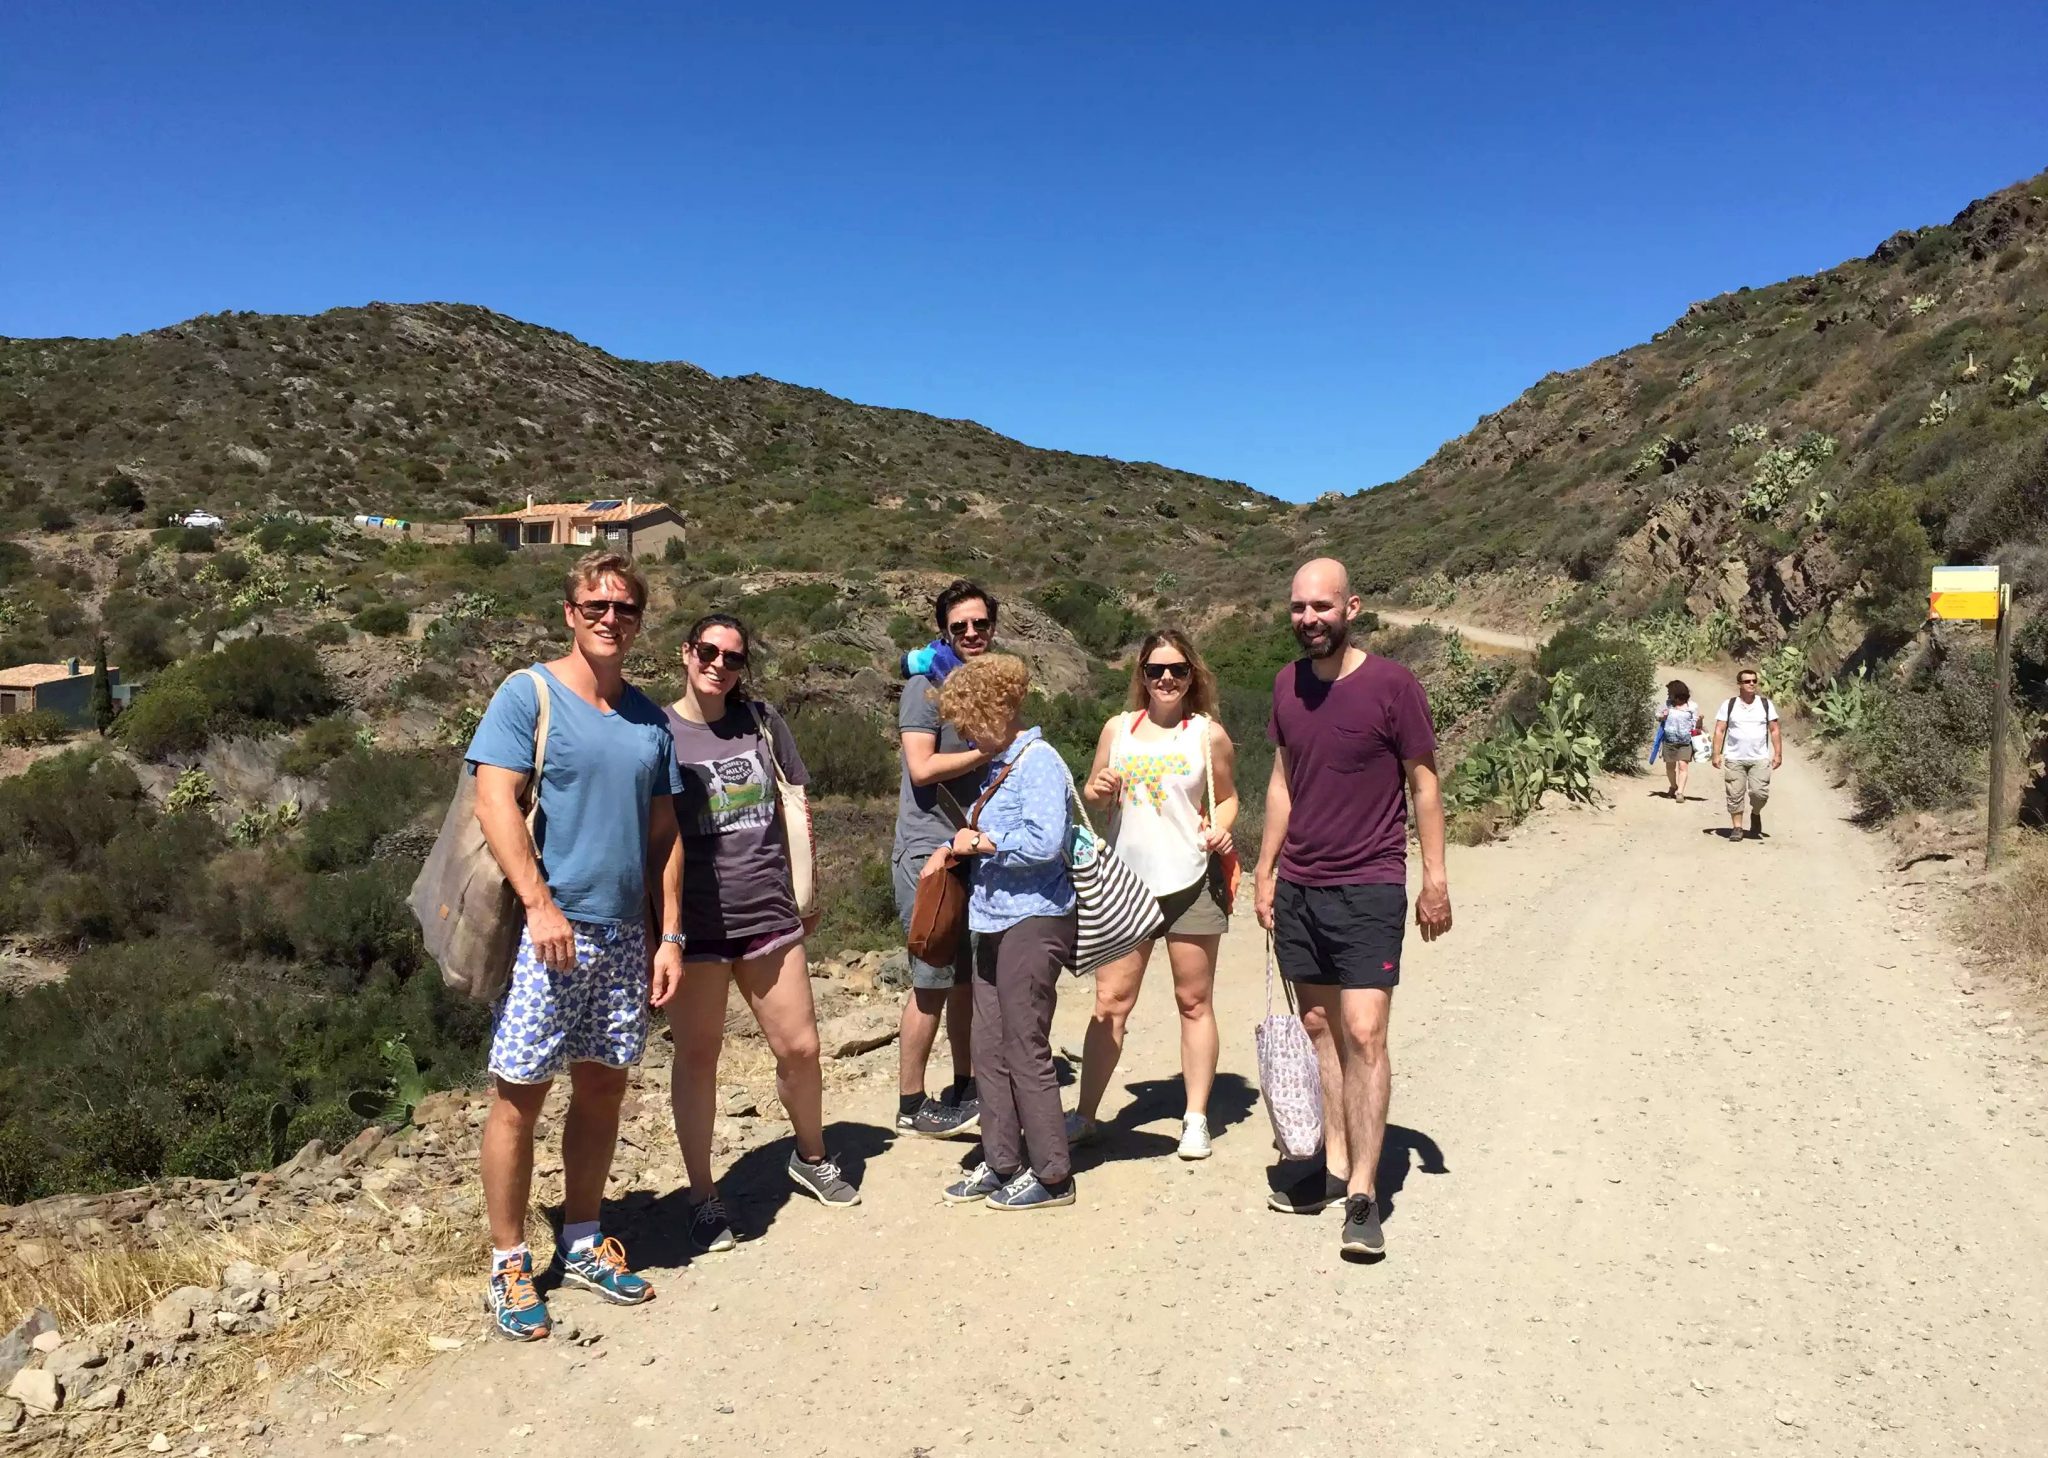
[41,1345,104,1386]
[274,1139,326,1179]
[820,1006,900,1060]
[411,1091,469,1128]
[78,1384,124,1412]
[0,1396,21,1432]
[0,1309,57,1386]
[29,1332,62,1356]
[148,1286,219,1341]
[4,1368,59,1415]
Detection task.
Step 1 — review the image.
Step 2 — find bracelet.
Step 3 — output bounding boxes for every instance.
[660,932,688,947]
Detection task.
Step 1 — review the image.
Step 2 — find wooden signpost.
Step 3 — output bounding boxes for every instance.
[1930,565,2010,866]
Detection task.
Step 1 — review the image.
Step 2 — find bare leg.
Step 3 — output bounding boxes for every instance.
[665,964,732,1197]
[1165,934,1220,1119]
[561,1061,629,1228]
[1075,944,1150,1122]
[735,940,826,1161]
[1664,758,1680,796]
[482,1076,551,1249]
[1294,983,1348,1182]
[1334,988,1393,1199]
[1674,757,1690,799]
[898,986,947,1098]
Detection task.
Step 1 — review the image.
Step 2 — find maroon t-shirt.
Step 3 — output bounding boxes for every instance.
[1266,653,1438,887]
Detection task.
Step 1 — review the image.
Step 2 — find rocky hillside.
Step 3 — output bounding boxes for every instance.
[0,303,1296,610]
[1313,168,2048,663]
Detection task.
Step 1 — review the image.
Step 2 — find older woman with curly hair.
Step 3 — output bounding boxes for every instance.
[931,653,1080,1211]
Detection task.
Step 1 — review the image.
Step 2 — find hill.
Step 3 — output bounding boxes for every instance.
[1314,168,2048,669]
[0,302,1295,607]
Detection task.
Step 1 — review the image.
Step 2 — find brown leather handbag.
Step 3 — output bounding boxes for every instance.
[907,761,1014,968]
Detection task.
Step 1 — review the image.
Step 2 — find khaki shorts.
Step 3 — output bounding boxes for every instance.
[1663,742,1696,764]
[1723,759,1773,813]
[1155,875,1230,937]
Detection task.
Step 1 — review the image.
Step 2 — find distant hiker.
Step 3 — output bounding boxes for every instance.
[1255,558,1451,1259]
[1712,668,1782,842]
[663,613,859,1256]
[935,654,1081,1211]
[891,580,1000,1138]
[1067,628,1238,1161]
[466,551,685,1342]
[1655,679,1704,801]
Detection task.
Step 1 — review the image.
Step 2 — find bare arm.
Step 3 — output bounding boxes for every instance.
[1406,753,1452,941]
[1254,747,1292,930]
[1769,717,1783,770]
[1081,718,1123,809]
[1711,714,1728,766]
[645,793,684,1007]
[902,730,989,787]
[1205,720,1239,842]
[475,764,574,971]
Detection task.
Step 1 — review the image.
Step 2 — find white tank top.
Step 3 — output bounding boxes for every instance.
[1106,712,1210,896]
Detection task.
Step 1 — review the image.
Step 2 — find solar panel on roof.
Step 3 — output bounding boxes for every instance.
[586,499,624,511]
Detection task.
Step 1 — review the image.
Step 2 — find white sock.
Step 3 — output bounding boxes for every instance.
[492,1243,529,1268]
[562,1220,601,1254]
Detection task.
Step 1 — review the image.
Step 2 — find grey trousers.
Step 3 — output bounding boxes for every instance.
[971,912,1078,1185]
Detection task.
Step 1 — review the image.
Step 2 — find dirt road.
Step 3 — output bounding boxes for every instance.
[277,672,2048,1457]
[1368,607,1542,655]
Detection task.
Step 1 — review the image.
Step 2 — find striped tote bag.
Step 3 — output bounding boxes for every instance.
[1025,742,1164,974]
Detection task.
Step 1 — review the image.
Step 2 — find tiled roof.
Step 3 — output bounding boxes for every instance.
[461,500,675,525]
[0,662,116,689]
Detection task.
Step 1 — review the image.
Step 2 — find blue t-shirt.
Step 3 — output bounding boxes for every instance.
[465,665,684,927]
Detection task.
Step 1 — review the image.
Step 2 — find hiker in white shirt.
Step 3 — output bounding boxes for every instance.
[1711,668,1782,842]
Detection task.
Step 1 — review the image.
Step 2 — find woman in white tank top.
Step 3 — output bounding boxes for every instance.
[1068,629,1239,1160]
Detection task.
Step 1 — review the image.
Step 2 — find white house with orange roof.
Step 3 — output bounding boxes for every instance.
[459,495,685,557]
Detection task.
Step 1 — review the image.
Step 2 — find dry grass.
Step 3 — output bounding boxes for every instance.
[1967,830,2048,996]
[0,1189,555,1433]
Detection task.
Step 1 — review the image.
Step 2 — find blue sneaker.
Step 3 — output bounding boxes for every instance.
[485,1252,552,1341]
[553,1235,653,1306]
[943,1161,1008,1205]
[987,1170,1076,1211]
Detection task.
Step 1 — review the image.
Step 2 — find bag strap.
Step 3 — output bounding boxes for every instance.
[1023,738,1093,836]
[747,700,788,787]
[967,759,1017,828]
[1199,713,1218,825]
[1263,932,1300,1018]
[521,668,552,832]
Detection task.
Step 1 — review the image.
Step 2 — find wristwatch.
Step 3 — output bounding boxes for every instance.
[660,933,688,947]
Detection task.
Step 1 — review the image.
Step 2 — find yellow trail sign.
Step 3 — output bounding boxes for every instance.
[1930,565,2001,621]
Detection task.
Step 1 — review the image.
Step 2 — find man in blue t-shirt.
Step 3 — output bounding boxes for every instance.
[464,552,685,1342]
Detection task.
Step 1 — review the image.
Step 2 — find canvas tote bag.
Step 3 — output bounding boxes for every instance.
[410,668,552,1003]
[1022,742,1165,975]
[1255,934,1324,1159]
[749,701,817,918]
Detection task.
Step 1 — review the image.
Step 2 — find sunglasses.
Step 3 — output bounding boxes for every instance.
[946,617,994,638]
[687,641,749,672]
[1142,661,1191,682]
[570,598,643,623]
[1738,679,1759,687]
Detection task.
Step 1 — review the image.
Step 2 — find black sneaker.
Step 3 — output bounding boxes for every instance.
[895,1098,933,1133]
[1266,1167,1346,1215]
[687,1194,736,1253]
[1340,1194,1385,1257]
[908,1097,980,1138]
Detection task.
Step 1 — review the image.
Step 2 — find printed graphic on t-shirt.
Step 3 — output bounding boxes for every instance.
[1116,748,1193,810]
[684,750,771,836]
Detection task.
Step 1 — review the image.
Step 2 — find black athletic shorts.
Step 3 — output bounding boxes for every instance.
[1272,880,1405,990]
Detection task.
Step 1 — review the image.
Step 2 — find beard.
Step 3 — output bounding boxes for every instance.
[1293,618,1347,660]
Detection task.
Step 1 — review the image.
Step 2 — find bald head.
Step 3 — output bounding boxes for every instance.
[1287,558,1360,663]
[1291,557,1351,602]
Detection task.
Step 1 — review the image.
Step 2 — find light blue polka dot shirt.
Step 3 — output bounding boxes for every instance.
[966,728,1077,934]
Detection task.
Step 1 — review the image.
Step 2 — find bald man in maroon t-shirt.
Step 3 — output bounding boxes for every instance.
[1255,558,1453,1260]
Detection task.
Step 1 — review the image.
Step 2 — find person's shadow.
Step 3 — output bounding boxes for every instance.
[1265,1123,1447,1264]
[1063,1072,1259,1172]
[598,1118,895,1273]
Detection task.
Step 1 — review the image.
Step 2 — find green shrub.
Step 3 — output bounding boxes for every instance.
[100,476,147,514]
[1834,484,1933,629]
[1847,649,1999,821]
[1034,579,1138,656]
[0,709,69,746]
[811,855,900,959]
[116,679,213,759]
[153,526,217,553]
[190,636,336,727]
[353,601,410,636]
[1539,630,1653,770]
[796,708,897,798]
[298,747,443,871]
[304,620,349,646]
[280,715,368,778]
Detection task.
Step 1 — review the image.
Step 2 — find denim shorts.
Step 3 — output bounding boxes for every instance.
[488,920,650,1084]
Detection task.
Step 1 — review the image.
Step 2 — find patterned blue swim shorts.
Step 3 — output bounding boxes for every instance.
[488,920,650,1084]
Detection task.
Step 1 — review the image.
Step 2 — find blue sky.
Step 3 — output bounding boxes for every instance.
[4,3,2044,500]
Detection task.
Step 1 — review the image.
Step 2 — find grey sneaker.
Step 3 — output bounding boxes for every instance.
[987,1169,1076,1211]
[787,1151,861,1207]
[1267,1167,1346,1215]
[1341,1194,1385,1256]
[688,1194,736,1253]
[1063,1110,1101,1146]
[943,1161,1007,1205]
[909,1097,980,1138]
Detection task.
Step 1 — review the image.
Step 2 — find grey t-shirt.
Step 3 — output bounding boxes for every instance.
[894,673,984,859]
[664,701,810,941]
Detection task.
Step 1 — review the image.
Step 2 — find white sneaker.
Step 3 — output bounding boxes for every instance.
[1176,1113,1212,1161]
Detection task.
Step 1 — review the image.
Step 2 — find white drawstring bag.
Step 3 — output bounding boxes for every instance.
[1254,935,1324,1159]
